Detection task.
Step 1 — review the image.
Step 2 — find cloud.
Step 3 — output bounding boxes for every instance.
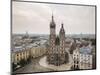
[12,1,95,34]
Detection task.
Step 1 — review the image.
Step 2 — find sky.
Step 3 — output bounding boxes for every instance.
[12,1,96,34]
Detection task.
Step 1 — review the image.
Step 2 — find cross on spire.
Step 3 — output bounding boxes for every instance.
[52,13,54,22]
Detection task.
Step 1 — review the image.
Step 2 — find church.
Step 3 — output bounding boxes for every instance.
[47,15,69,66]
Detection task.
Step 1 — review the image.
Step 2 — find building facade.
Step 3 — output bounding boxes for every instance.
[73,47,80,70]
[12,45,47,64]
[12,49,30,64]
[79,54,92,69]
[73,44,93,70]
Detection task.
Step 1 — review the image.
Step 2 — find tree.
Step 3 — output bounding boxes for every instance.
[12,63,17,72]
[90,39,96,46]
[19,59,26,67]
[27,55,31,63]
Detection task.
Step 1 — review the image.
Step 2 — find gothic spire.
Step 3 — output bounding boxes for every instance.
[50,13,55,28]
[60,23,65,33]
[61,23,64,28]
[52,13,54,21]
[51,13,55,23]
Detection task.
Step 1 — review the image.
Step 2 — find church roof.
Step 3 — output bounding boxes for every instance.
[55,36,60,45]
[80,46,92,54]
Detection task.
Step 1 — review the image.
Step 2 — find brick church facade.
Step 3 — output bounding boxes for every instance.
[47,15,68,66]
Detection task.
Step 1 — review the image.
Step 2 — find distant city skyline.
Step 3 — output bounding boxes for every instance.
[12,1,95,34]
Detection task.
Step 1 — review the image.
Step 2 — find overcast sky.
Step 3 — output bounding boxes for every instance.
[12,1,95,34]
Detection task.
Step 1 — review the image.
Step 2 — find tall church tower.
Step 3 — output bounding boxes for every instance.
[47,15,56,64]
[49,14,56,53]
[59,23,66,64]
